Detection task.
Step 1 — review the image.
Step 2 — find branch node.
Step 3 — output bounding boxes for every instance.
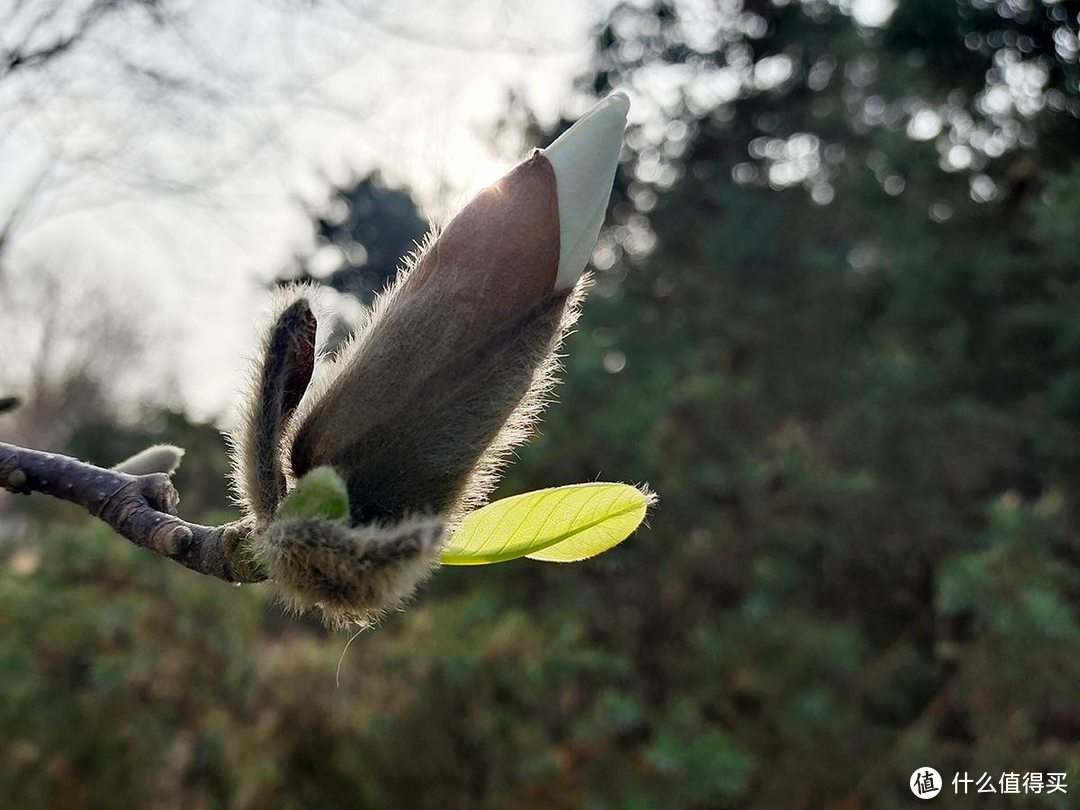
[0,440,256,583]
[140,473,180,514]
[6,467,27,491]
[162,525,193,557]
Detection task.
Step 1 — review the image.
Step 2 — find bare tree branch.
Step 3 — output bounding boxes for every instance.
[0,0,118,78]
[0,440,261,583]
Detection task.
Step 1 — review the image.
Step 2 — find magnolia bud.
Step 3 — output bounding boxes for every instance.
[229,95,630,626]
[289,94,629,525]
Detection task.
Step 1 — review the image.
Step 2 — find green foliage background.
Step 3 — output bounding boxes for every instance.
[2,1,1080,806]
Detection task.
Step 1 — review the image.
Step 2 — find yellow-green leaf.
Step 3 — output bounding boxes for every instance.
[442,483,651,565]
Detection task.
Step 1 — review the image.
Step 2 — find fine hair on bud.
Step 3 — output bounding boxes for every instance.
[257,514,445,628]
[287,240,588,530]
[227,283,322,527]
[112,444,186,476]
[454,275,588,522]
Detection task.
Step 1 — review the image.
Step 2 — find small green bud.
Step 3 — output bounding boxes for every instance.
[276,466,350,522]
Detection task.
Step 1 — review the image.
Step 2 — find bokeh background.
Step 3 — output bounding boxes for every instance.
[2,0,1079,807]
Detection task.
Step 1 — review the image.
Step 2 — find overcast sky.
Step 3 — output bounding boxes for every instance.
[1,0,894,424]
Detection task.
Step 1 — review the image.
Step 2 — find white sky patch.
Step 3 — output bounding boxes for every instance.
[0,0,614,421]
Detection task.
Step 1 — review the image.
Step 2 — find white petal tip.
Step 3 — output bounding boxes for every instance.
[602,91,631,114]
[542,93,629,289]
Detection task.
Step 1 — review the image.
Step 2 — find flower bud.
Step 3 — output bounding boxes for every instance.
[287,95,630,526]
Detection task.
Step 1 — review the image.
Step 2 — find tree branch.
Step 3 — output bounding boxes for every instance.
[0,440,261,583]
[0,0,117,79]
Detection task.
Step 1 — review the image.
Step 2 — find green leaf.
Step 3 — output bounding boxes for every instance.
[442,483,651,566]
[277,466,349,522]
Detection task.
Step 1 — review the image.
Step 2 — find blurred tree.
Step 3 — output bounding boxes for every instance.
[491,0,1080,806]
[281,174,429,310]
[0,266,147,450]
[274,173,429,354]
